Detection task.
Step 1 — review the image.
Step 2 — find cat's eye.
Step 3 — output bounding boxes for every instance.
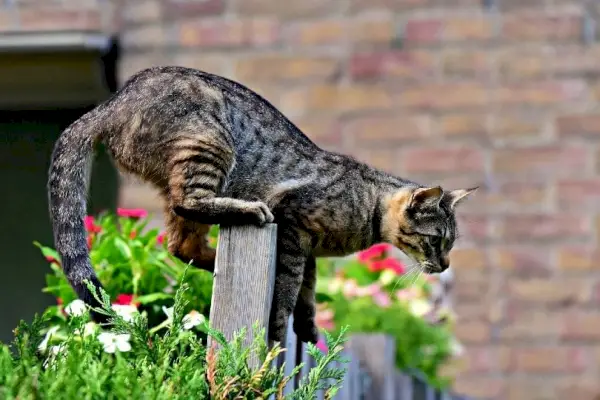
[429,236,442,247]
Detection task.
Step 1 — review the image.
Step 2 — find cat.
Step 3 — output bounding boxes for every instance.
[47,66,477,344]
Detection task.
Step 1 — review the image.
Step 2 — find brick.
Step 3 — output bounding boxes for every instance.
[491,112,544,138]
[162,0,225,18]
[453,270,490,301]
[558,246,600,271]
[19,7,102,31]
[498,214,590,242]
[511,346,588,373]
[492,80,587,106]
[454,320,491,344]
[562,311,600,340]
[552,46,600,77]
[349,51,436,82]
[497,48,548,80]
[234,0,339,18]
[403,18,443,45]
[443,16,495,42]
[454,301,500,323]
[557,377,600,400]
[342,115,429,146]
[492,146,589,177]
[285,20,346,46]
[281,85,393,115]
[171,53,233,77]
[507,380,559,400]
[474,182,549,213]
[449,248,487,270]
[498,0,551,10]
[492,246,552,277]
[402,146,484,173]
[294,118,342,148]
[122,0,162,24]
[235,56,339,83]
[502,10,582,41]
[463,346,511,374]
[456,215,491,243]
[398,83,489,110]
[351,16,394,45]
[508,278,590,305]
[500,309,561,341]
[557,179,600,211]
[453,377,505,399]
[122,25,166,49]
[351,0,430,12]
[352,149,398,173]
[438,113,488,138]
[179,19,279,49]
[557,114,600,138]
[442,50,492,79]
[0,10,17,32]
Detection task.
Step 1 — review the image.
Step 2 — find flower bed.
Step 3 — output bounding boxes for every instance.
[33,209,463,390]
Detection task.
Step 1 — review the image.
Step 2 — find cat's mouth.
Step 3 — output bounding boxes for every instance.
[421,262,443,274]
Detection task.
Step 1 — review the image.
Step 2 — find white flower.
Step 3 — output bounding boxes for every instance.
[162,306,174,322]
[74,322,97,337]
[409,299,433,318]
[98,332,132,353]
[378,269,397,286]
[111,304,138,322]
[65,299,87,317]
[43,344,65,369]
[38,326,60,352]
[450,338,465,357]
[182,310,205,330]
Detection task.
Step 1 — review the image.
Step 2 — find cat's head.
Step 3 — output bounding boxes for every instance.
[381,186,477,273]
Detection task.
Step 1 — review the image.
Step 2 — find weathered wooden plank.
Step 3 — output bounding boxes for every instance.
[395,372,412,400]
[348,334,396,400]
[283,316,298,395]
[207,223,278,368]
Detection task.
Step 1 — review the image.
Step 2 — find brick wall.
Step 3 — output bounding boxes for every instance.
[0,0,117,33]
[119,1,600,399]
[8,0,600,398]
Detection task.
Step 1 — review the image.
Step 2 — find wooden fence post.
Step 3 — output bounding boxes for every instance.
[348,334,397,400]
[207,223,278,368]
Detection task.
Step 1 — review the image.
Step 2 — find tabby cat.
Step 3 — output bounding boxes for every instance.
[48,66,477,344]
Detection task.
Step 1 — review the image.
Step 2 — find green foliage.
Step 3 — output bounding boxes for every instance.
[314,245,461,389]
[0,275,347,399]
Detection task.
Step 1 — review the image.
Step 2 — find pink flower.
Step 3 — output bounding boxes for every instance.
[117,208,148,219]
[355,283,382,297]
[315,308,335,331]
[342,279,359,298]
[114,294,140,307]
[157,232,166,245]
[357,243,392,263]
[372,291,391,308]
[84,216,102,234]
[395,288,419,301]
[369,258,405,275]
[316,338,328,353]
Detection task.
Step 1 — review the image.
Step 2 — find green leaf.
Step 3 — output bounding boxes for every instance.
[315,292,334,304]
[113,237,132,259]
[33,241,61,262]
[135,293,174,304]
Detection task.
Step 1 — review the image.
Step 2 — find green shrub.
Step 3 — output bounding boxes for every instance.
[0,276,348,399]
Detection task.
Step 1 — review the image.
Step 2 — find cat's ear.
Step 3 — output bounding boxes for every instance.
[408,186,443,209]
[447,187,478,209]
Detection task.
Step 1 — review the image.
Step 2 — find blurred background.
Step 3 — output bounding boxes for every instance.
[1,0,600,399]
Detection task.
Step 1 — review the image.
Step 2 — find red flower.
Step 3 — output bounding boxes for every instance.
[56,297,63,305]
[129,230,137,239]
[157,232,166,245]
[84,216,102,234]
[114,294,140,307]
[369,258,405,275]
[45,255,60,265]
[357,243,392,263]
[87,236,93,250]
[117,208,148,219]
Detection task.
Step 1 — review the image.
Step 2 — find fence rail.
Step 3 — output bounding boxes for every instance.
[208,224,475,400]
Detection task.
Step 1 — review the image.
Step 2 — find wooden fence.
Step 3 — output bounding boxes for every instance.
[208,224,475,400]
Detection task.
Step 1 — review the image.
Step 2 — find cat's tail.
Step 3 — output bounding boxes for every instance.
[47,108,108,321]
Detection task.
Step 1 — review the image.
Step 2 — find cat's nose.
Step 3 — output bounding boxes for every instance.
[440,255,450,271]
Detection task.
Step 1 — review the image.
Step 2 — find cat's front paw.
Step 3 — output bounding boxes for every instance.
[245,201,274,226]
[268,318,287,344]
[293,319,319,344]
